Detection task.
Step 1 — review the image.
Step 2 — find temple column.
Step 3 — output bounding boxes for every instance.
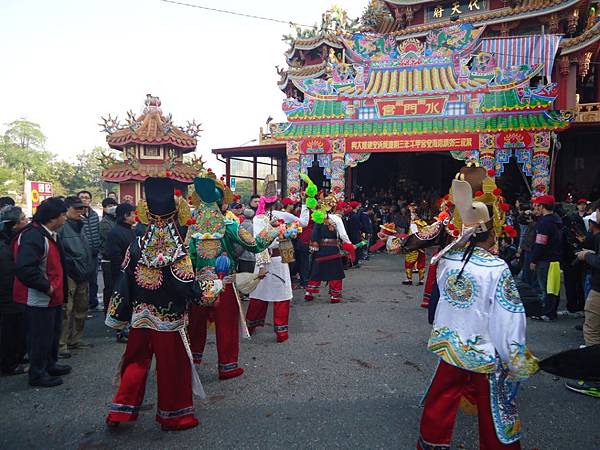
[331,138,346,198]
[531,132,552,195]
[286,141,301,196]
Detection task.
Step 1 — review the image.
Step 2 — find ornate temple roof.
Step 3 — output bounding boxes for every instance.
[382,0,581,37]
[284,31,344,60]
[101,95,200,152]
[561,21,600,54]
[102,162,198,183]
[278,61,328,90]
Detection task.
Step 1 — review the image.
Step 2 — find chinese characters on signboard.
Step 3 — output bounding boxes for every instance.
[346,134,479,153]
[25,180,53,215]
[376,97,448,117]
[427,0,488,22]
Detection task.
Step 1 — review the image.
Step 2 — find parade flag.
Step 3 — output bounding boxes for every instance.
[479,35,562,80]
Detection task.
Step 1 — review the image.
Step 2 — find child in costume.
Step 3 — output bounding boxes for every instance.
[187,173,278,380]
[403,209,429,285]
[246,176,309,343]
[417,165,538,450]
[105,177,213,431]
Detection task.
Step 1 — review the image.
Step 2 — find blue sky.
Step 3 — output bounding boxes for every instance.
[0,0,365,169]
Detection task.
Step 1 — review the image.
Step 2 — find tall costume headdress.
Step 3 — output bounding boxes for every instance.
[431,163,509,265]
[256,174,278,216]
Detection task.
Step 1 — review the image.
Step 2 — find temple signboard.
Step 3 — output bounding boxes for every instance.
[426,0,489,22]
[376,97,448,117]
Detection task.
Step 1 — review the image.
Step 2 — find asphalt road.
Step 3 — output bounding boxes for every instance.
[1,254,598,449]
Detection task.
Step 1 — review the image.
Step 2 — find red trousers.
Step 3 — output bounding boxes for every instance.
[246,299,290,340]
[418,361,521,450]
[107,327,198,429]
[405,250,426,282]
[188,284,240,376]
[306,279,343,302]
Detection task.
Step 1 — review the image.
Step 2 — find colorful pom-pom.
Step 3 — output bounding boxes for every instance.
[447,223,456,231]
[312,210,325,224]
[134,217,140,222]
[452,230,460,237]
[186,218,196,226]
[306,185,318,197]
[537,185,546,192]
[174,189,182,197]
[488,169,496,177]
[493,188,502,196]
[165,170,172,177]
[475,191,483,197]
[500,203,510,212]
[446,201,454,207]
[443,194,450,201]
[207,168,212,172]
[306,197,318,209]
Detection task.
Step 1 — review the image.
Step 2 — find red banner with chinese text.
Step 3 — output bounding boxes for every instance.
[346,134,479,153]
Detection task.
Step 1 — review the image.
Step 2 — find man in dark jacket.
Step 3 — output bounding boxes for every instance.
[565,211,600,396]
[78,190,101,310]
[0,206,28,376]
[13,197,71,387]
[58,196,94,357]
[342,202,362,267]
[106,203,136,287]
[530,195,563,321]
[99,198,118,313]
[105,203,136,343]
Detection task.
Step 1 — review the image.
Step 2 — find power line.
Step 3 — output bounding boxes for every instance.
[159,1,597,66]
[158,0,319,29]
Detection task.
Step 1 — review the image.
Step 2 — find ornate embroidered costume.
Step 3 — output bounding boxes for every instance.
[403,217,428,285]
[105,177,204,431]
[187,175,278,380]
[417,167,538,450]
[245,175,310,342]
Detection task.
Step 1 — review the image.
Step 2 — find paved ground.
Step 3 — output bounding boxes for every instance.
[1,253,598,449]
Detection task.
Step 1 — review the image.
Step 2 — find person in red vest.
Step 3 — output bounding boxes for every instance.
[13,198,71,388]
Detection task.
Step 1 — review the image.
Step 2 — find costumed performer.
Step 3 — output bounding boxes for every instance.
[187,172,278,380]
[403,208,428,286]
[105,177,213,431]
[417,167,538,450]
[304,192,354,303]
[246,175,309,343]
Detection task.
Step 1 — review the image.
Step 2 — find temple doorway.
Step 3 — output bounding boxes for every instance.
[350,152,463,204]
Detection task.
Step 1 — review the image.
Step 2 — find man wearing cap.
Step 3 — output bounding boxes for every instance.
[99,197,118,313]
[565,211,600,396]
[573,199,590,233]
[281,197,296,214]
[530,195,563,321]
[105,177,206,430]
[58,196,95,357]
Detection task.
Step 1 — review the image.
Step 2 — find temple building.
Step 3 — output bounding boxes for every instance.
[100,95,204,203]
[214,1,600,201]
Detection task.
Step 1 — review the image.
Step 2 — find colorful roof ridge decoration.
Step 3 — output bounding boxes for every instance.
[102,162,200,183]
[273,113,571,139]
[272,24,573,142]
[101,94,201,151]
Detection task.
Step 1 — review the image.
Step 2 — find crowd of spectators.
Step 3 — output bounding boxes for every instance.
[0,192,137,387]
